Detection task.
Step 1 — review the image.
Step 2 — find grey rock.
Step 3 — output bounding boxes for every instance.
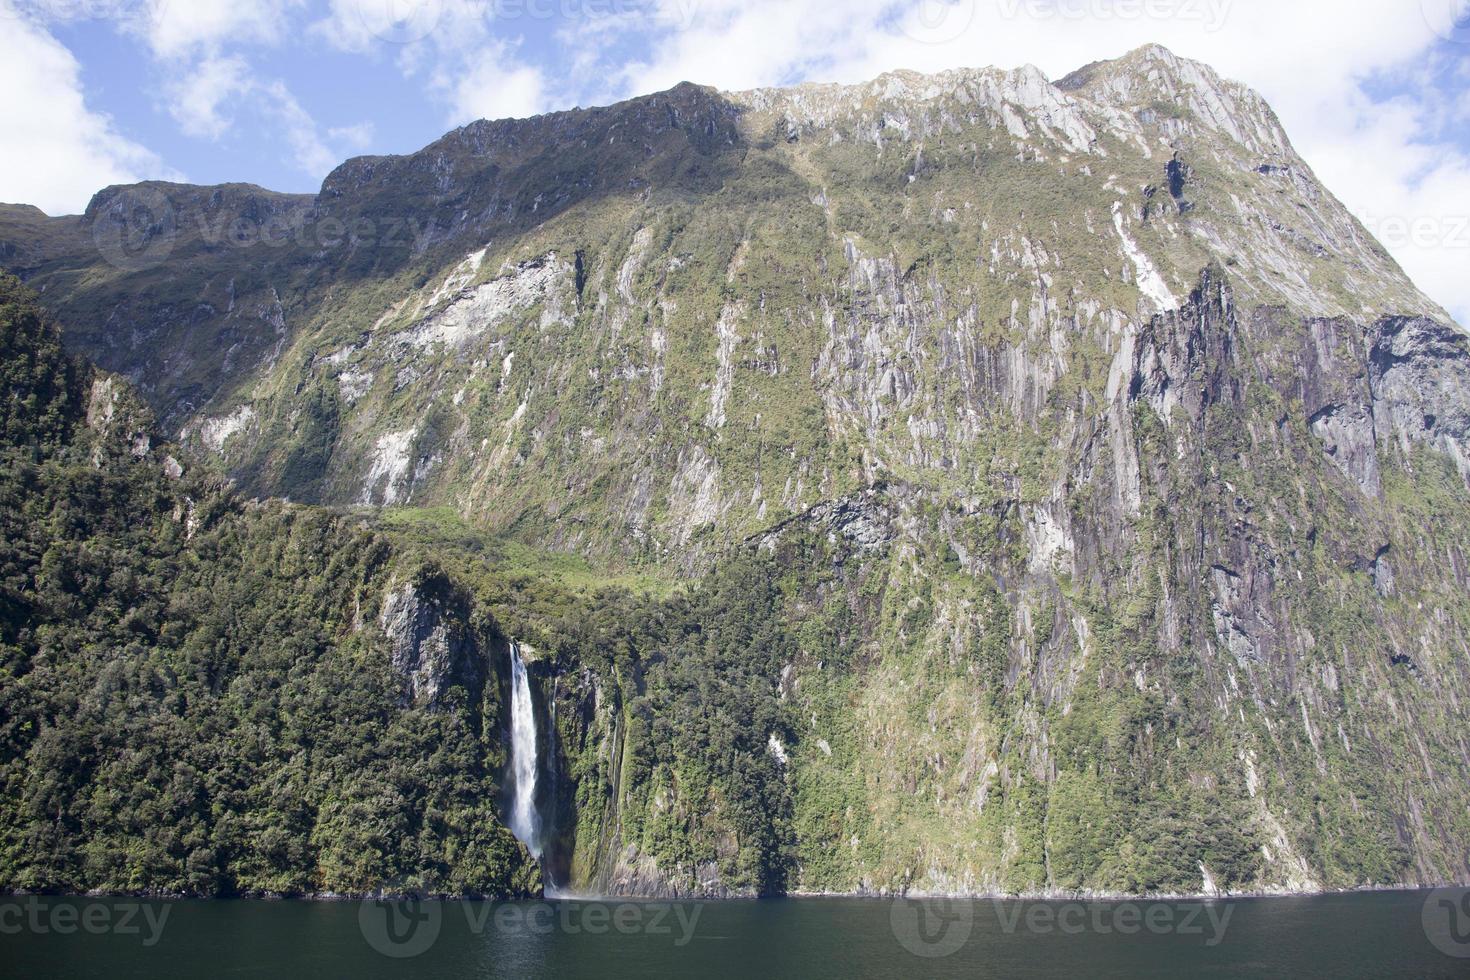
[377,573,486,706]
[1370,316,1470,484]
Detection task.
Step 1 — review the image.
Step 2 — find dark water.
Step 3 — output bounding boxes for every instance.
[4,890,1469,979]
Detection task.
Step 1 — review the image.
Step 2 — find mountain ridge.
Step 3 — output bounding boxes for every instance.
[3,45,1470,901]
[3,43,1450,331]
[1,45,1461,561]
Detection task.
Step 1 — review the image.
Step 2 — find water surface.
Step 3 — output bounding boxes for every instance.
[4,890,1468,978]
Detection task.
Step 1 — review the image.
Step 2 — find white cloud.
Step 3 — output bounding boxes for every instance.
[310,0,382,53]
[311,0,446,52]
[136,0,355,181]
[166,55,254,139]
[617,0,868,96]
[141,0,302,59]
[328,121,377,150]
[160,54,370,181]
[0,5,171,214]
[441,51,548,124]
[313,0,550,126]
[1301,89,1470,329]
[265,79,350,175]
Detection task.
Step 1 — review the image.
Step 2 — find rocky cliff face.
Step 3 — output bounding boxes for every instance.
[377,569,494,707]
[0,184,316,428]
[4,45,1470,898]
[3,45,1455,555]
[525,270,1470,899]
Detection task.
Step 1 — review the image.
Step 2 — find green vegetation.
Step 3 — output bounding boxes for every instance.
[0,273,88,454]
[0,276,534,897]
[4,44,1470,903]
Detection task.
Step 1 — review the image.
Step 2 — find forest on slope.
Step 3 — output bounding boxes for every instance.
[0,274,540,896]
[0,274,795,899]
[5,47,1470,900]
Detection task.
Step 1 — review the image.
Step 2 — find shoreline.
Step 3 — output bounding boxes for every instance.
[784,880,1465,903]
[3,880,1463,904]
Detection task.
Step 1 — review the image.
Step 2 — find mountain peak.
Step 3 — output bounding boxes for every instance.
[1125,41,1186,63]
[0,43,1452,444]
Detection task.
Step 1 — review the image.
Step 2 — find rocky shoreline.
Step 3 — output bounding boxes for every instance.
[5,880,1464,904]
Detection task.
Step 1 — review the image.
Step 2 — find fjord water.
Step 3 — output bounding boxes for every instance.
[4,891,1466,979]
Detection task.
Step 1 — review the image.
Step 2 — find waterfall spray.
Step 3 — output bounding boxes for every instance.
[508,641,542,859]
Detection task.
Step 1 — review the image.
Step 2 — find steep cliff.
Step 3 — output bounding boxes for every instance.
[523,271,1470,894]
[3,44,1470,899]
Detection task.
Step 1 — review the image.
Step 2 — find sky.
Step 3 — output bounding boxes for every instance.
[1,0,1468,324]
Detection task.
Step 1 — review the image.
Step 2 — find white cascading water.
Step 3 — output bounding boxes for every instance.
[507,642,543,859]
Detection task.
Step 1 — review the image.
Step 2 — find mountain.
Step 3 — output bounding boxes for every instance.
[0,272,544,897]
[3,44,1470,899]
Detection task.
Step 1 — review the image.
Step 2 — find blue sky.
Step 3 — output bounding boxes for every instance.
[2,0,1468,322]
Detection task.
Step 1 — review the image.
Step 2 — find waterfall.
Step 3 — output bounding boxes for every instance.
[507,641,543,860]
